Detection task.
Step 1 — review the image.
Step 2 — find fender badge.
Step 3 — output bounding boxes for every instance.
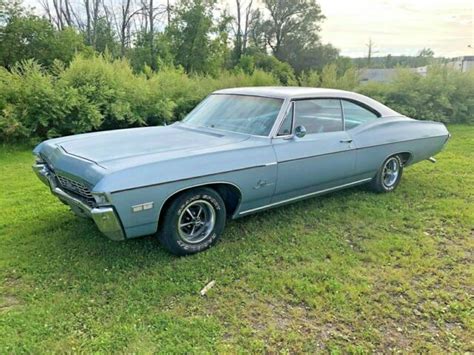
[132,202,154,212]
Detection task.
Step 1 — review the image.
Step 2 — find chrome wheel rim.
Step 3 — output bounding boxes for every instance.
[178,200,216,244]
[382,157,400,188]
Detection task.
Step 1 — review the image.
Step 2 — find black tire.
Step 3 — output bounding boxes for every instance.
[159,187,226,255]
[369,155,404,193]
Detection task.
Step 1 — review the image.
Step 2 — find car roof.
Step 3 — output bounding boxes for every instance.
[213,86,400,117]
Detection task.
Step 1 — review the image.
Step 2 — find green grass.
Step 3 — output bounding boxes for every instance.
[1,125,473,353]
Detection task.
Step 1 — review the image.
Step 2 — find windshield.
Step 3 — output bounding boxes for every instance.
[183,94,283,136]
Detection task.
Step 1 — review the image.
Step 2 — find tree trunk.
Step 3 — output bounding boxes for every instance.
[85,0,92,44]
[148,0,155,69]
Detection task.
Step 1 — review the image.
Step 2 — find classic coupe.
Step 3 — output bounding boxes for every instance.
[33,87,450,255]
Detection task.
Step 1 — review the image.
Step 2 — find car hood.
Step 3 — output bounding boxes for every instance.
[45,124,248,168]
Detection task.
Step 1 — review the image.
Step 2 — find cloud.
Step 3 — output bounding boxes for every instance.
[318,0,473,57]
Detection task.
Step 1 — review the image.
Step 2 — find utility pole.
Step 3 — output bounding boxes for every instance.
[366,38,373,67]
[167,0,171,26]
[366,38,379,68]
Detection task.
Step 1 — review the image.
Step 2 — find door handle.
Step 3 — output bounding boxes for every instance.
[340,139,353,143]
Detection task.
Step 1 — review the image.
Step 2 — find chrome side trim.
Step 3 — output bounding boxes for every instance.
[238,178,372,215]
[33,163,125,241]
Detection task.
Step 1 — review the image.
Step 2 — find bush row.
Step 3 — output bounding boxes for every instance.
[357,66,474,124]
[0,56,472,143]
[0,55,279,142]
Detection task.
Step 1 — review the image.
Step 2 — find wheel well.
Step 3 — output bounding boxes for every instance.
[210,183,242,217]
[397,152,412,165]
[157,183,242,227]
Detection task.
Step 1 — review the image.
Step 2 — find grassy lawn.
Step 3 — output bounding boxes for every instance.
[0,125,473,353]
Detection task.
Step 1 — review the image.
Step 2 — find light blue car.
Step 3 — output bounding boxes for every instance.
[33,87,450,255]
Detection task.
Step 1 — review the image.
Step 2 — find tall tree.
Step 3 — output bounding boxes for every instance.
[137,0,166,69]
[106,0,140,56]
[231,0,253,62]
[167,0,224,74]
[257,0,324,58]
[0,13,84,67]
[248,0,327,72]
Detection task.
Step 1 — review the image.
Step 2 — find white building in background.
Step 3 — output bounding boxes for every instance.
[414,66,428,76]
[447,56,474,72]
[359,68,398,83]
[359,67,427,84]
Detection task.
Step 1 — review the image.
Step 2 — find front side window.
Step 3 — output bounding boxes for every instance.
[183,94,283,136]
[342,100,379,129]
[294,99,343,134]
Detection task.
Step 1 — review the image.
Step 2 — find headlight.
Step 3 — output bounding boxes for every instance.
[34,154,45,164]
[92,193,110,206]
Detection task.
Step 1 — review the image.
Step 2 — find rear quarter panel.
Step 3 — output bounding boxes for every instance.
[350,117,449,177]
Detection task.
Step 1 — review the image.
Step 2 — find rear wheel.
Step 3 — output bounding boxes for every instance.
[369,155,403,193]
[159,187,226,255]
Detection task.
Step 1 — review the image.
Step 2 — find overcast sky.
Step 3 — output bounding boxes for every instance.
[316,0,473,57]
[26,0,474,58]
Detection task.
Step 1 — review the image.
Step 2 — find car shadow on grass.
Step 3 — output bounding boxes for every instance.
[25,183,376,279]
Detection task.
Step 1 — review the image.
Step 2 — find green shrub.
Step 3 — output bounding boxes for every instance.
[0,60,81,142]
[58,55,175,130]
[1,55,472,143]
[0,55,279,142]
[357,66,474,124]
[298,64,359,90]
[252,53,297,85]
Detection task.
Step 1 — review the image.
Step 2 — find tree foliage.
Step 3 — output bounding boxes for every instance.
[166,0,229,74]
[249,0,330,72]
[0,14,84,67]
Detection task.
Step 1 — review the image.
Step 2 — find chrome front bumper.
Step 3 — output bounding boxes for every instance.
[32,163,125,241]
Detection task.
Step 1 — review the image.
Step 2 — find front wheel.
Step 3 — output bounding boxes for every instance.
[159,187,226,255]
[369,155,404,193]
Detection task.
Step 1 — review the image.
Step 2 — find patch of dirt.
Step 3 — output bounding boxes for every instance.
[3,274,22,288]
[0,295,21,313]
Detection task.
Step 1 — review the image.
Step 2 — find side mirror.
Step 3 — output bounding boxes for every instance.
[295,125,306,138]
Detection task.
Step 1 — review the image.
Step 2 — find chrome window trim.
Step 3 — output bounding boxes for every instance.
[339,99,345,130]
[340,98,381,131]
[271,96,384,137]
[290,97,345,136]
[273,101,295,139]
[269,98,292,138]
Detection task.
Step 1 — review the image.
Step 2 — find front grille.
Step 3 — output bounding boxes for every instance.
[56,174,94,200]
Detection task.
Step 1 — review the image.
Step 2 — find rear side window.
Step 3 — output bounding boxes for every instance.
[342,100,379,129]
[294,99,343,134]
